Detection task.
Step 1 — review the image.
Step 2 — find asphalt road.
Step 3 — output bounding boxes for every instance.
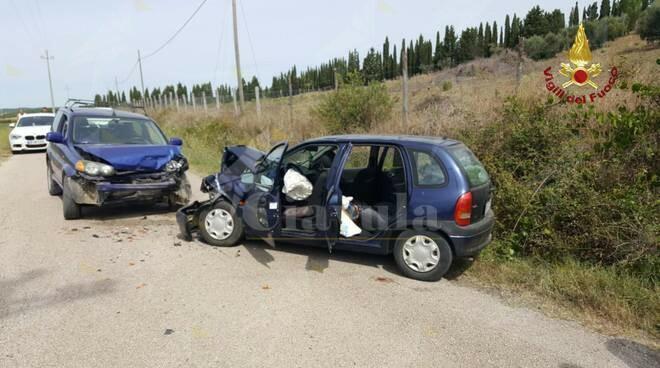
[1,153,657,368]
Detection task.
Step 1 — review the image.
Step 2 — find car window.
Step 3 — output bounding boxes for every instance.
[410,149,446,186]
[344,146,371,169]
[57,114,68,134]
[447,145,489,187]
[71,117,168,145]
[283,145,337,170]
[17,116,53,127]
[254,143,287,191]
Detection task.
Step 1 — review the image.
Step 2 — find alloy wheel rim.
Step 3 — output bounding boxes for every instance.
[402,235,440,273]
[205,209,235,240]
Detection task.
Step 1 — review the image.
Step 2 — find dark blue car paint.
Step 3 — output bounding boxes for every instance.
[75,144,182,171]
[177,135,494,258]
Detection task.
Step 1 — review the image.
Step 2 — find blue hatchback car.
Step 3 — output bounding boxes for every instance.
[46,101,191,219]
[177,135,494,281]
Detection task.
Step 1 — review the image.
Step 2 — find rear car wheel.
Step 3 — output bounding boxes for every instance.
[62,179,81,220]
[47,163,62,196]
[198,201,243,246]
[393,230,453,281]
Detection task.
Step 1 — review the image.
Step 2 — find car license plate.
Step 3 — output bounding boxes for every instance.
[485,199,492,214]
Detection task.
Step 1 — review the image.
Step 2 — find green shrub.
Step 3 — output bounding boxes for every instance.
[313,72,393,133]
[442,80,453,91]
[457,85,659,282]
[638,1,660,42]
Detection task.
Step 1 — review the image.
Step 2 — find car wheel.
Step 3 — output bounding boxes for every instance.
[198,201,243,246]
[62,179,81,220]
[47,163,62,196]
[393,230,453,281]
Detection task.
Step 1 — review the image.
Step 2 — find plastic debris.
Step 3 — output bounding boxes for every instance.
[282,169,313,201]
[340,196,362,237]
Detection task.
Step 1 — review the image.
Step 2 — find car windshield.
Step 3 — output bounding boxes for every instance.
[71,116,168,145]
[17,116,53,127]
[448,144,490,187]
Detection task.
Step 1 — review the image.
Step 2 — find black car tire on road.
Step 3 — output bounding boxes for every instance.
[62,179,81,220]
[47,163,62,196]
[198,201,244,247]
[393,230,453,281]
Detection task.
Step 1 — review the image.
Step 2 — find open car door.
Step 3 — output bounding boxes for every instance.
[241,142,288,243]
[323,143,352,253]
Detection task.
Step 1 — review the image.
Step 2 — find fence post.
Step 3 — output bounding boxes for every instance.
[202,91,208,114]
[288,74,293,127]
[215,92,220,111]
[232,89,239,116]
[191,94,196,111]
[175,94,180,112]
[401,47,409,128]
[255,86,261,121]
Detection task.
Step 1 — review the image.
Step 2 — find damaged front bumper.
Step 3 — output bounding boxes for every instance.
[66,171,191,206]
[176,200,212,241]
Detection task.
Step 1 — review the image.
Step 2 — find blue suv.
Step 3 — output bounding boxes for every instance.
[177,135,493,281]
[46,100,190,219]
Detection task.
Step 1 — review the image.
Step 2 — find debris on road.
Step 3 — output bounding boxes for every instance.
[374,276,394,284]
[136,283,146,289]
[163,329,174,335]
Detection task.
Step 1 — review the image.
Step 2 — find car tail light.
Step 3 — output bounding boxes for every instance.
[454,192,472,226]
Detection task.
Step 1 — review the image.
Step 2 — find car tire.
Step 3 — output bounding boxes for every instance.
[393,230,453,281]
[198,201,243,247]
[62,179,81,220]
[47,163,62,196]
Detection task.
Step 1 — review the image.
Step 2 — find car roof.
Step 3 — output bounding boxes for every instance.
[19,112,54,117]
[66,107,149,120]
[303,134,462,148]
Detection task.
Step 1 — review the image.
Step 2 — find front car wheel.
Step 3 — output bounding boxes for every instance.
[198,201,244,246]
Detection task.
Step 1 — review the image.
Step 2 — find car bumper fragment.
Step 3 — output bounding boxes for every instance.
[67,174,190,206]
[176,200,210,241]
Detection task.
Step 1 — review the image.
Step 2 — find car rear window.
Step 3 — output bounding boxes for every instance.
[448,145,489,187]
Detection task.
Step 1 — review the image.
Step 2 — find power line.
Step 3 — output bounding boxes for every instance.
[118,60,139,84]
[141,0,209,60]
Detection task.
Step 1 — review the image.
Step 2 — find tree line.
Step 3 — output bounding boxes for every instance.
[96,0,654,105]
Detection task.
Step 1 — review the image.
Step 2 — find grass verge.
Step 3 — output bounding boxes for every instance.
[0,124,12,161]
[465,247,659,343]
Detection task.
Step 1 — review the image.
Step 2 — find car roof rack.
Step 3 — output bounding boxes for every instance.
[64,99,96,109]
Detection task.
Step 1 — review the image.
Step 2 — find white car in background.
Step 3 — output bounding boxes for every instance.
[8,113,55,153]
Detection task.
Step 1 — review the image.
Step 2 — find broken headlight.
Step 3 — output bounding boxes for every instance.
[165,159,185,173]
[75,160,115,177]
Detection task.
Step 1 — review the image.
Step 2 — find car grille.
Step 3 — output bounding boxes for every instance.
[36,135,45,139]
[25,135,34,140]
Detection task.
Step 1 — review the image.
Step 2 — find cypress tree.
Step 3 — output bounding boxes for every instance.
[492,21,498,48]
[484,22,492,56]
[504,15,511,47]
[600,0,611,18]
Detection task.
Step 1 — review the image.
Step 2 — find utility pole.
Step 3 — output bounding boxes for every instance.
[114,76,120,106]
[41,50,55,113]
[137,49,145,103]
[401,47,409,128]
[232,0,245,113]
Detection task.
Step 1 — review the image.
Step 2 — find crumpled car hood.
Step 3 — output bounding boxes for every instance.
[75,144,181,171]
[221,145,264,174]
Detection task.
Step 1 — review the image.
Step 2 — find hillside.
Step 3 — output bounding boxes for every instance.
[154,35,658,171]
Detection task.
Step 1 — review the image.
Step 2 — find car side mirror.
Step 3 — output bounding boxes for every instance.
[46,132,65,143]
[169,137,183,146]
[9,123,15,128]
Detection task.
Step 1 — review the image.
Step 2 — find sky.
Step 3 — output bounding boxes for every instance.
[1,0,576,108]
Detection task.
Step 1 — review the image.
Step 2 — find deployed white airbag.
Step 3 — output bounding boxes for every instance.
[282,169,313,201]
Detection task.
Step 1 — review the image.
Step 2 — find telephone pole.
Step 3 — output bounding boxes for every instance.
[41,50,55,113]
[232,0,245,113]
[114,76,120,105]
[137,49,145,103]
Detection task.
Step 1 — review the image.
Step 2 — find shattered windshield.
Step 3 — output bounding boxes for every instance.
[71,116,168,145]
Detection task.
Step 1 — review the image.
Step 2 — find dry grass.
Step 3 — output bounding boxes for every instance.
[0,124,12,162]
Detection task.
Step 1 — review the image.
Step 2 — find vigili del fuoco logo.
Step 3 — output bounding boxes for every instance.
[543,23,618,104]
